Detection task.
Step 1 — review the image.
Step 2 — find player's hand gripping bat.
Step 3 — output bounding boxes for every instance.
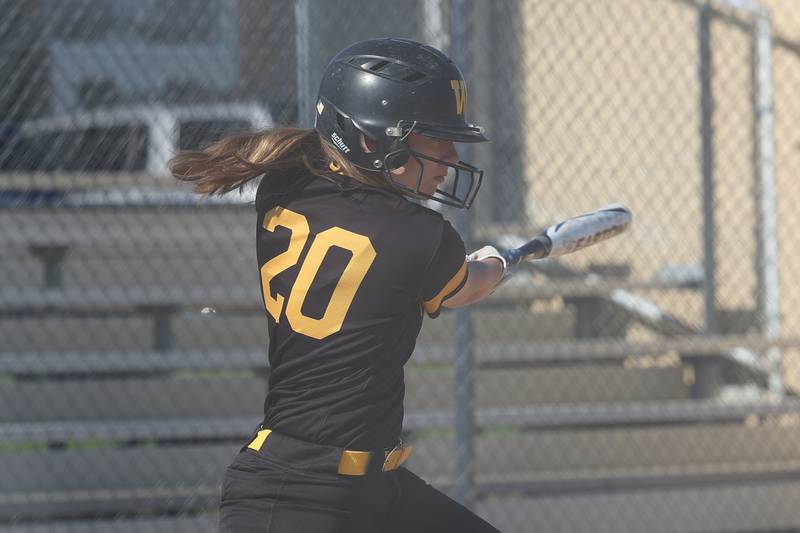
[500,204,632,268]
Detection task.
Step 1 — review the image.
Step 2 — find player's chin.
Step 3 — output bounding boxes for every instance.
[422,176,445,196]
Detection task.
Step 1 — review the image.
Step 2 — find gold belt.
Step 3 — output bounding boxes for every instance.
[247,428,413,476]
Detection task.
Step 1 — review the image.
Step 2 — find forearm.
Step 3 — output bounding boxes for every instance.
[442,257,504,308]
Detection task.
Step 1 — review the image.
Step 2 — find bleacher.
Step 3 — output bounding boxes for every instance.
[4,197,800,533]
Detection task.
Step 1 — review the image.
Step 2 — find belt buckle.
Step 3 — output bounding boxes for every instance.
[382,438,408,472]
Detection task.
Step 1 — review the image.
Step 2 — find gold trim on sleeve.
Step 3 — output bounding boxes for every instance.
[422,260,468,315]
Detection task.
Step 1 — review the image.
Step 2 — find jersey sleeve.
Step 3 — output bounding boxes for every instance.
[420,219,468,318]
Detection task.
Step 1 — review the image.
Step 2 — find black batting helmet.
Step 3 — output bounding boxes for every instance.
[314,38,488,208]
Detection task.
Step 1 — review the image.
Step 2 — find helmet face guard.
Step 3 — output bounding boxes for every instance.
[382,121,484,209]
[314,38,489,209]
[387,151,484,209]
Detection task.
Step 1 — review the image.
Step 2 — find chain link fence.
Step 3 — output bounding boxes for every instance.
[2,0,800,531]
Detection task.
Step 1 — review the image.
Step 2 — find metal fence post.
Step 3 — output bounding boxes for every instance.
[449,0,475,508]
[694,1,723,398]
[750,6,782,398]
[423,0,449,53]
[295,0,312,127]
[699,2,718,337]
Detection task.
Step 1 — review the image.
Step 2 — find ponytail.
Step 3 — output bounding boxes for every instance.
[168,127,395,196]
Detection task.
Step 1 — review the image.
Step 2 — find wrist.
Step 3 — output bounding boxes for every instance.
[467,245,507,271]
[481,256,506,283]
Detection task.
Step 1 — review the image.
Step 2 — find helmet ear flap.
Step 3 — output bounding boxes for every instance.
[316,96,414,171]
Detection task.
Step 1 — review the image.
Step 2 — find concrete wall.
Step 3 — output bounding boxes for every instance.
[518,0,800,387]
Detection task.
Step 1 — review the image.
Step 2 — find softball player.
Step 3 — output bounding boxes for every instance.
[170,37,505,533]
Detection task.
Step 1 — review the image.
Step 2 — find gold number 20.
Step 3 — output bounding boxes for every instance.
[260,206,376,340]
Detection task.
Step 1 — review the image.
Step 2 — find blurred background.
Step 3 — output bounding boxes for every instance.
[2,0,800,531]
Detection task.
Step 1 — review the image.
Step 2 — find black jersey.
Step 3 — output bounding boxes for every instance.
[254,173,467,449]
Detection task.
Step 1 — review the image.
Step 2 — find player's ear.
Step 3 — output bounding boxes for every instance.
[358,133,378,153]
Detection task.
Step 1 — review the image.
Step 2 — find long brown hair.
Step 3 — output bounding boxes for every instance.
[168,127,394,196]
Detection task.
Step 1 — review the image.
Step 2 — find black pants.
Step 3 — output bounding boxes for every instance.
[219,430,502,533]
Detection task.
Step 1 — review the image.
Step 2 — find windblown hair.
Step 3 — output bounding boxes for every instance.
[168,127,394,196]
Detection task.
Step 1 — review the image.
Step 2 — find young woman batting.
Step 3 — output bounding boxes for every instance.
[170,37,505,533]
